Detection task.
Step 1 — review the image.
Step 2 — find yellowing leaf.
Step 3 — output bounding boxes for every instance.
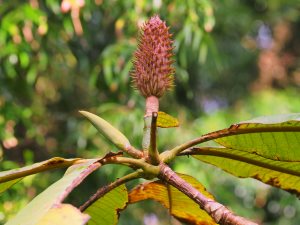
[37,204,89,225]
[0,157,81,184]
[85,184,128,225]
[157,111,179,128]
[0,157,81,195]
[6,159,100,225]
[129,174,216,225]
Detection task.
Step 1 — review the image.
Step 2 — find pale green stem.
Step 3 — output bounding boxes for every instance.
[142,116,152,152]
[101,156,147,169]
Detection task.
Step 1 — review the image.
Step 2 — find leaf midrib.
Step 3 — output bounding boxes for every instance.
[185,147,300,177]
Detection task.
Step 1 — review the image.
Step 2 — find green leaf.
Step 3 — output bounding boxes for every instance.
[84,184,128,225]
[211,113,300,161]
[191,147,300,194]
[6,159,100,225]
[37,204,90,225]
[0,157,81,184]
[0,178,21,195]
[157,111,179,128]
[128,174,217,225]
[79,111,131,151]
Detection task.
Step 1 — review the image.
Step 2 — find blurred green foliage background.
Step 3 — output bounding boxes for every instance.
[0,0,300,224]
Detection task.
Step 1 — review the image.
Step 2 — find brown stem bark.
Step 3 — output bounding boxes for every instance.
[158,163,259,225]
[148,112,160,165]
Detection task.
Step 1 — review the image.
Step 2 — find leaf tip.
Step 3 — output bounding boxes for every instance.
[79,110,89,117]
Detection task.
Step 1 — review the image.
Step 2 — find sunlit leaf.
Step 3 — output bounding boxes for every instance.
[129,174,216,225]
[0,157,81,184]
[79,111,131,151]
[6,159,100,225]
[190,147,300,194]
[84,184,128,225]
[37,204,90,225]
[157,111,179,128]
[208,113,300,161]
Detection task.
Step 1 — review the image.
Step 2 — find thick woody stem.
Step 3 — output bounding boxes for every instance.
[145,96,159,117]
[142,116,152,152]
[158,163,258,225]
[143,96,159,160]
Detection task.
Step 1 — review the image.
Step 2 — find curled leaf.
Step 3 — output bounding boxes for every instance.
[79,111,131,151]
[0,157,80,184]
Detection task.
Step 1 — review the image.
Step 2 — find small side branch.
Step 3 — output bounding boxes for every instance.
[148,112,160,165]
[100,156,149,169]
[99,155,160,177]
[79,171,142,211]
[124,145,144,159]
[160,130,231,163]
[158,163,258,225]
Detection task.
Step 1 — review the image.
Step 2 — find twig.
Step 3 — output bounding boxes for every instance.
[99,155,160,178]
[158,163,258,225]
[124,145,144,159]
[160,129,233,163]
[80,171,142,211]
[100,156,149,170]
[148,112,160,165]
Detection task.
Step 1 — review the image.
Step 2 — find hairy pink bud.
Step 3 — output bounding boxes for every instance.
[132,15,175,98]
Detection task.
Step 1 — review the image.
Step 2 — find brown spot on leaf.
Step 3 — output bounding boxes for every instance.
[250,151,259,155]
[252,174,300,196]
[265,177,280,186]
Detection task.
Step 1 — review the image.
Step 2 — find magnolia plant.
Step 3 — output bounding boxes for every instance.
[1,16,300,225]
